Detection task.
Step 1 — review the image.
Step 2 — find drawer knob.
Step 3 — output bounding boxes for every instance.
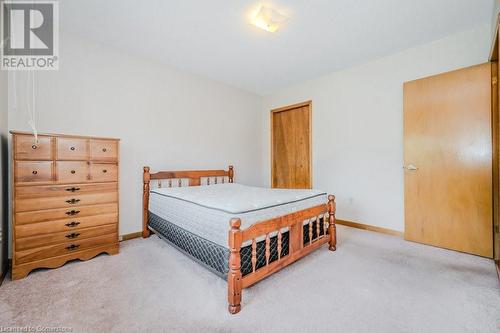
[65,221,80,227]
[102,148,107,152]
[31,144,37,149]
[70,146,75,151]
[66,244,80,251]
[66,187,80,192]
[71,170,76,174]
[102,169,107,173]
[65,210,80,216]
[66,198,81,204]
[32,170,38,175]
[65,232,80,239]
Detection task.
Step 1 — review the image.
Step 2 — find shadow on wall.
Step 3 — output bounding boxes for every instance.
[1,133,7,279]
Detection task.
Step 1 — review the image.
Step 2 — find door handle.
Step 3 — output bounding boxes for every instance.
[404,164,418,171]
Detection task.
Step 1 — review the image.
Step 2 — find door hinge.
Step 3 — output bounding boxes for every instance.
[493,77,498,86]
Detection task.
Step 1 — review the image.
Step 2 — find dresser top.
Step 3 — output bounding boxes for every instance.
[10,130,120,141]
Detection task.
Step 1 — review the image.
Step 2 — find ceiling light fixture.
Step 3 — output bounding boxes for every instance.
[251,5,288,33]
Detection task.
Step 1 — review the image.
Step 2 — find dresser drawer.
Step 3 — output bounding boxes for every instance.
[90,163,118,182]
[90,140,118,161]
[15,203,118,225]
[16,224,117,250]
[15,161,54,184]
[56,138,89,160]
[16,192,118,212]
[15,213,118,237]
[56,161,89,183]
[15,135,53,160]
[15,183,118,199]
[15,233,118,264]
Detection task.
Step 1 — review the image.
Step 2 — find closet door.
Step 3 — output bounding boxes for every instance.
[403,63,493,257]
[271,101,312,189]
[494,59,500,263]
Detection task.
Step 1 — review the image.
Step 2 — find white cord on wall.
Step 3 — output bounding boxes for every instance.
[8,0,39,144]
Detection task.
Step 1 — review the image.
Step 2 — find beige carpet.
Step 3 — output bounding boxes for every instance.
[1,225,499,332]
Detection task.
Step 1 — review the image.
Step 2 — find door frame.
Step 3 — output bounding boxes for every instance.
[270,100,312,188]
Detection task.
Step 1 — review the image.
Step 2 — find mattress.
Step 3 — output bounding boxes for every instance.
[148,183,329,278]
[148,183,327,248]
[149,212,326,279]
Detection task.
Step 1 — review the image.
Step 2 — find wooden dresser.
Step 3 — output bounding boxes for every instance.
[11,131,120,280]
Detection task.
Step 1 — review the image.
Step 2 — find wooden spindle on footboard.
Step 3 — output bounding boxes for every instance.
[308,220,313,244]
[251,239,257,272]
[328,195,337,251]
[228,218,243,314]
[316,216,321,239]
[228,165,234,183]
[277,231,282,260]
[142,166,151,238]
[265,234,271,265]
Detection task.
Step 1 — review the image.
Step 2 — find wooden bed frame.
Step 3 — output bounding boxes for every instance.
[142,165,336,314]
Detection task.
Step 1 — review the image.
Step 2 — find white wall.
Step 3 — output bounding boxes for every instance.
[261,25,491,232]
[8,33,263,236]
[6,23,493,240]
[493,0,500,35]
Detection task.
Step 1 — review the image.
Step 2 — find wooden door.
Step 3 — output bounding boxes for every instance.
[271,101,311,189]
[493,60,500,264]
[403,63,493,257]
[490,18,500,272]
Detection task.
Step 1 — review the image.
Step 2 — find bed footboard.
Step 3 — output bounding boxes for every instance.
[228,195,336,314]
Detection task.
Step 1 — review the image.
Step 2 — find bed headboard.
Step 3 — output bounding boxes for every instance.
[144,165,233,188]
[142,165,234,237]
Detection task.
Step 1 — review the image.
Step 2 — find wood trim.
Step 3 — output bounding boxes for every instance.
[120,232,142,241]
[241,204,326,241]
[270,100,312,113]
[336,219,403,237]
[9,130,120,141]
[270,100,312,189]
[496,260,500,281]
[12,244,118,280]
[150,169,229,180]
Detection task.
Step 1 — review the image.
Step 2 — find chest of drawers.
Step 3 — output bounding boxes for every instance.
[11,131,120,280]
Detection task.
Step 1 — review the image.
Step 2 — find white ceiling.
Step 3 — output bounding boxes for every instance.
[61,0,493,95]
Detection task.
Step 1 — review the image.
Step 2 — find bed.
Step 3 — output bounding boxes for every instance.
[142,165,336,314]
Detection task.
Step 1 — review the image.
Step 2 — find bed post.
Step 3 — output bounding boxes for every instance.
[228,165,234,183]
[328,195,337,251]
[143,166,151,238]
[228,218,242,314]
